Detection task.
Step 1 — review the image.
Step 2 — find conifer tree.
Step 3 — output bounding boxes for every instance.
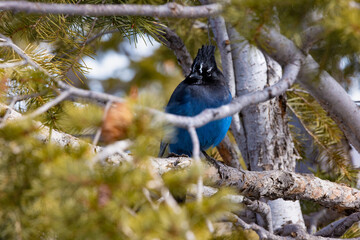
[1,0,360,239]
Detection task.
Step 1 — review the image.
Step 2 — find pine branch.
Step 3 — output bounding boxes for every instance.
[0,2,222,18]
[0,60,26,68]
[1,31,300,136]
[3,103,360,215]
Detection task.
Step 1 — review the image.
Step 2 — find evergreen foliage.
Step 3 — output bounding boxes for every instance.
[0,0,359,238]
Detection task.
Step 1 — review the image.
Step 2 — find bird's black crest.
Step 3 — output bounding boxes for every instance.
[190,45,217,75]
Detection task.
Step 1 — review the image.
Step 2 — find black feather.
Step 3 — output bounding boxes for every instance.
[190,45,217,77]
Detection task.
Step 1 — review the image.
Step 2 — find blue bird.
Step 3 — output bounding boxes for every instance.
[159,45,232,158]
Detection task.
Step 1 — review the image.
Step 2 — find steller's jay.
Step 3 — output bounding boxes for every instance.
[159,45,232,158]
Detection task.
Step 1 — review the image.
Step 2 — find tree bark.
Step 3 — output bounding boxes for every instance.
[229,27,305,231]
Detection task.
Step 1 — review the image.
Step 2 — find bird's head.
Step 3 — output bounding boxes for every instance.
[188,45,219,81]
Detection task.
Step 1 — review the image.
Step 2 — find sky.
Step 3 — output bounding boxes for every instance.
[84,38,161,82]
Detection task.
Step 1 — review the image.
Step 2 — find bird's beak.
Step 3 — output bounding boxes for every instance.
[189,71,202,80]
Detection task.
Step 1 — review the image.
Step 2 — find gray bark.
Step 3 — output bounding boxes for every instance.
[229,27,305,231]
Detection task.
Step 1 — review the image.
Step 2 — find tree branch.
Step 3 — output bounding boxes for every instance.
[188,126,203,202]
[276,224,346,240]
[243,198,273,233]
[315,212,360,237]
[1,31,299,143]
[228,214,285,240]
[3,103,360,214]
[156,26,192,76]
[26,90,71,119]
[0,60,27,68]
[0,1,222,18]
[257,27,360,154]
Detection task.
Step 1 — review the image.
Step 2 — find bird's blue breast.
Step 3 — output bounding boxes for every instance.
[166,83,232,156]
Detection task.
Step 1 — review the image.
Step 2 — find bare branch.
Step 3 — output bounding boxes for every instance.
[0,33,50,75]
[4,103,360,214]
[315,212,360,237]
[92,100,112,145]
[229,214,285,240]
[1,31,300,143]
[209,162,360,213]
[91,140,132,165]
[157,26,192,76]
[308,209,327,234]
[188,126,203,202]
[85,29,119,45]
[257,27,360,154]
[0,60,27,68]
[0,1,222,18]
[216,135,241,169]
[161,59,301,129]
[243,198,273,233]
[300,25,324,53]
[276,224,346,240]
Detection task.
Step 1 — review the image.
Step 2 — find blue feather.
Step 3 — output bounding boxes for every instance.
[163,45,232,157]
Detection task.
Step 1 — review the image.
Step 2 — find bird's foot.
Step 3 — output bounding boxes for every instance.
[167,153,189,158]
[201,151,227,180]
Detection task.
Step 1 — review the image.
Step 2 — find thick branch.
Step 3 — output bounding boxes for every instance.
[0,2,222,18]
[3,103,360,214]
[257,27,360,153]
[315,212,360,237]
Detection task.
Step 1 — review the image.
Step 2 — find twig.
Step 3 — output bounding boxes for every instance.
[0,98,17,128]
[92,139,132,164]
[188,126,203,202]
[276,224,346,240]
[92,100,112,145]
[308,209,327,234]
[26,90,71,119]
[4,103,360,215]
[286,88,309,94]
[0,60,27,68]
[85,29,119,45]
[243,198,273,233]
[0,2,222,18]
[230,214,284,240]
[1,31,300,141]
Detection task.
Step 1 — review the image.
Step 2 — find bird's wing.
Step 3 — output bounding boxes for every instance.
[165,82,194,116]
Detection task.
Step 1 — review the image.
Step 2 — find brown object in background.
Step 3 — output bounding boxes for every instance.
[101,86,137,143]
[101,102,133,143]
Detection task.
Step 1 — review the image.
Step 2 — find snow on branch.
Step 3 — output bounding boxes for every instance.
[0,1,222,18]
